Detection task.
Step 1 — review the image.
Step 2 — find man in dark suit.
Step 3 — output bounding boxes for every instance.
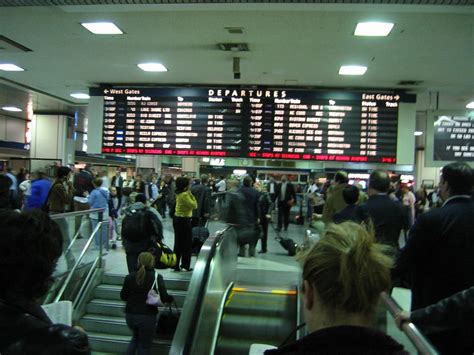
[392,162,474,354]
[355,170,408,249]
[238,176,260,257]
[110,171,124,199]
[274,175,296,232]
[191,174,212,227]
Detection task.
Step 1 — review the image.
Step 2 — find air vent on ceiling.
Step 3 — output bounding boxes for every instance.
[0,35,32,53]
[397,80,423,86]
[217,43,249,52]
[225,27,244,35]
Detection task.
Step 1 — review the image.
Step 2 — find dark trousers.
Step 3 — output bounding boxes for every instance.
[126,252,140,273]
[173,216,192,269]
[260,217,269,251]
[277,201,291,230]
[125,313,156,355]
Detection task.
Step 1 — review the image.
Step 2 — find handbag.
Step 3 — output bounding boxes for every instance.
[156,301,180,335]
[146,273,163,307]
[152,241,177,269]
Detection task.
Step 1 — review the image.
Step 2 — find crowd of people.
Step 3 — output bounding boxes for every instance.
[0,161,472,354]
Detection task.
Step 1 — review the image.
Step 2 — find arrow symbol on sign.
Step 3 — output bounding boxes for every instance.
[104,89,109,94]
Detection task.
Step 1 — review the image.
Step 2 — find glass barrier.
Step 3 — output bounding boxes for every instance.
[42,208,107,306]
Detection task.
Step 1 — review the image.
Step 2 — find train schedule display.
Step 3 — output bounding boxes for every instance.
[433,115,474,161]
[96,86,414,163]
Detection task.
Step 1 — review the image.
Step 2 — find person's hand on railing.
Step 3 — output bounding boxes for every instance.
[395,310,411,330]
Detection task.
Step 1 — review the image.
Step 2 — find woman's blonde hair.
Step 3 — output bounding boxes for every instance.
[136,252,155,285]
[300,221,393,316]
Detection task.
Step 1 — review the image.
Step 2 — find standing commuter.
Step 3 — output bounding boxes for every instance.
[120,252,174,355]
[134,174,146,194]
[333,185,363,224]
[49,166,75,268]
[88,178,109,249]
[392,162,474,354]
[355,170,408,250]
[0,174,15,210]
[73,164,95,238]
[26,169,51,210]
[5,167,18,202]
[191,174,211,228]
[274,175,296,232]
[111,170,124,200]
[122,194,163,273]
[321,171,349,224]
[305,178,318,224]
[173,177,197,272]
[238,176,260,257]
[0,210,90,354]
[258,188,272,254]
[401,184,416,227]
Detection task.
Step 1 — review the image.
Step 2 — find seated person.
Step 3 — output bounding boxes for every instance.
[266,222,407,354]
[0,209,90,354]
[333,185,363,224]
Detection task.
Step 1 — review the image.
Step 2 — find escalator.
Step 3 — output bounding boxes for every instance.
[214,285,297,354]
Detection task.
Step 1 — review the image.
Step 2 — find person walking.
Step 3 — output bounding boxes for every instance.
[120,252,173,355]
[274,175,296,232]
[173,177,197,272]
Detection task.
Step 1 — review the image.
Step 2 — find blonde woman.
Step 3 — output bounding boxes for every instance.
[120,252,173,355]
[266,222,407,354]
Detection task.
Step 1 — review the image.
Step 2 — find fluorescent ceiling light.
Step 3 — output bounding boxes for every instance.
[355,22,394,36]
[339,65,367,75]
[137,63,168,72]
[81,22,123,35]
[0,64,25,71]
[466,101,474,109]
[2,106,23,112]
[414,131,423,136]
[70,93,90,99]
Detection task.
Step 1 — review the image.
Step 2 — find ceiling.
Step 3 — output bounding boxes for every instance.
[0,3,473,121]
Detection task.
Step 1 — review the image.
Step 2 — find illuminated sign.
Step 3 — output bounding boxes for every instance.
[94,86,415,163]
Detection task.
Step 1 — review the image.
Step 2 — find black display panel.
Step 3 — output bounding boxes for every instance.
[94,86,415,163]
[433,115,474,161]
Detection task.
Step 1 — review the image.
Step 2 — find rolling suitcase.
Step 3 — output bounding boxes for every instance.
[192,219,210,254]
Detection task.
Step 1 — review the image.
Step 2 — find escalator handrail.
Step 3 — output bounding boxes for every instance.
[170,226,232,355]
[209,281,235,355]
[49,207,106,220]
[380,292,438,355]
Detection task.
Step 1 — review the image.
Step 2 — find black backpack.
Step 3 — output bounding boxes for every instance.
[122,207,162,242]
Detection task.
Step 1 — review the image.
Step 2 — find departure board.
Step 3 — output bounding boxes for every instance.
[95,87,415,163]
[433,115,474,161]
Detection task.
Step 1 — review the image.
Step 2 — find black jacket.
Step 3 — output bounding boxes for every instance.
[239,186,260,224]
[222,189,247,225]
[0,298,89,354]
[355,194,408,248]
[120,269,173,315]
[265,325,407,354]
[73,169,93,198]
[191,183,211,218]
[333,204,363,224]
[392,196,474,311]
[274,182,296,204]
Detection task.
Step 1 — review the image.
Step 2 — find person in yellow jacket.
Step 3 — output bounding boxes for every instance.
[173,176,197,272]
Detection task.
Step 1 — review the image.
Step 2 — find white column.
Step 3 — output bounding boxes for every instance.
[29,114,75,167]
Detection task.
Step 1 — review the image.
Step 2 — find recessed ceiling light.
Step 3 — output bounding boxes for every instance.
[81,22,123,35]
[2,106,23,112]
[466,101,474,109]
[0,64,25,71]
[70,93,90,99]
[354,22,394,36]
[414,131,423,136]
[339,65,367,75]
[137,63,168,72]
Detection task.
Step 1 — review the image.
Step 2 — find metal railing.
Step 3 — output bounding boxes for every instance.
[381,292,439,355]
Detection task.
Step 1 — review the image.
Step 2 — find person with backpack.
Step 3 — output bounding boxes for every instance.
[87,178,109,249]
[122,193,163,273]
[120,252,173,355]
